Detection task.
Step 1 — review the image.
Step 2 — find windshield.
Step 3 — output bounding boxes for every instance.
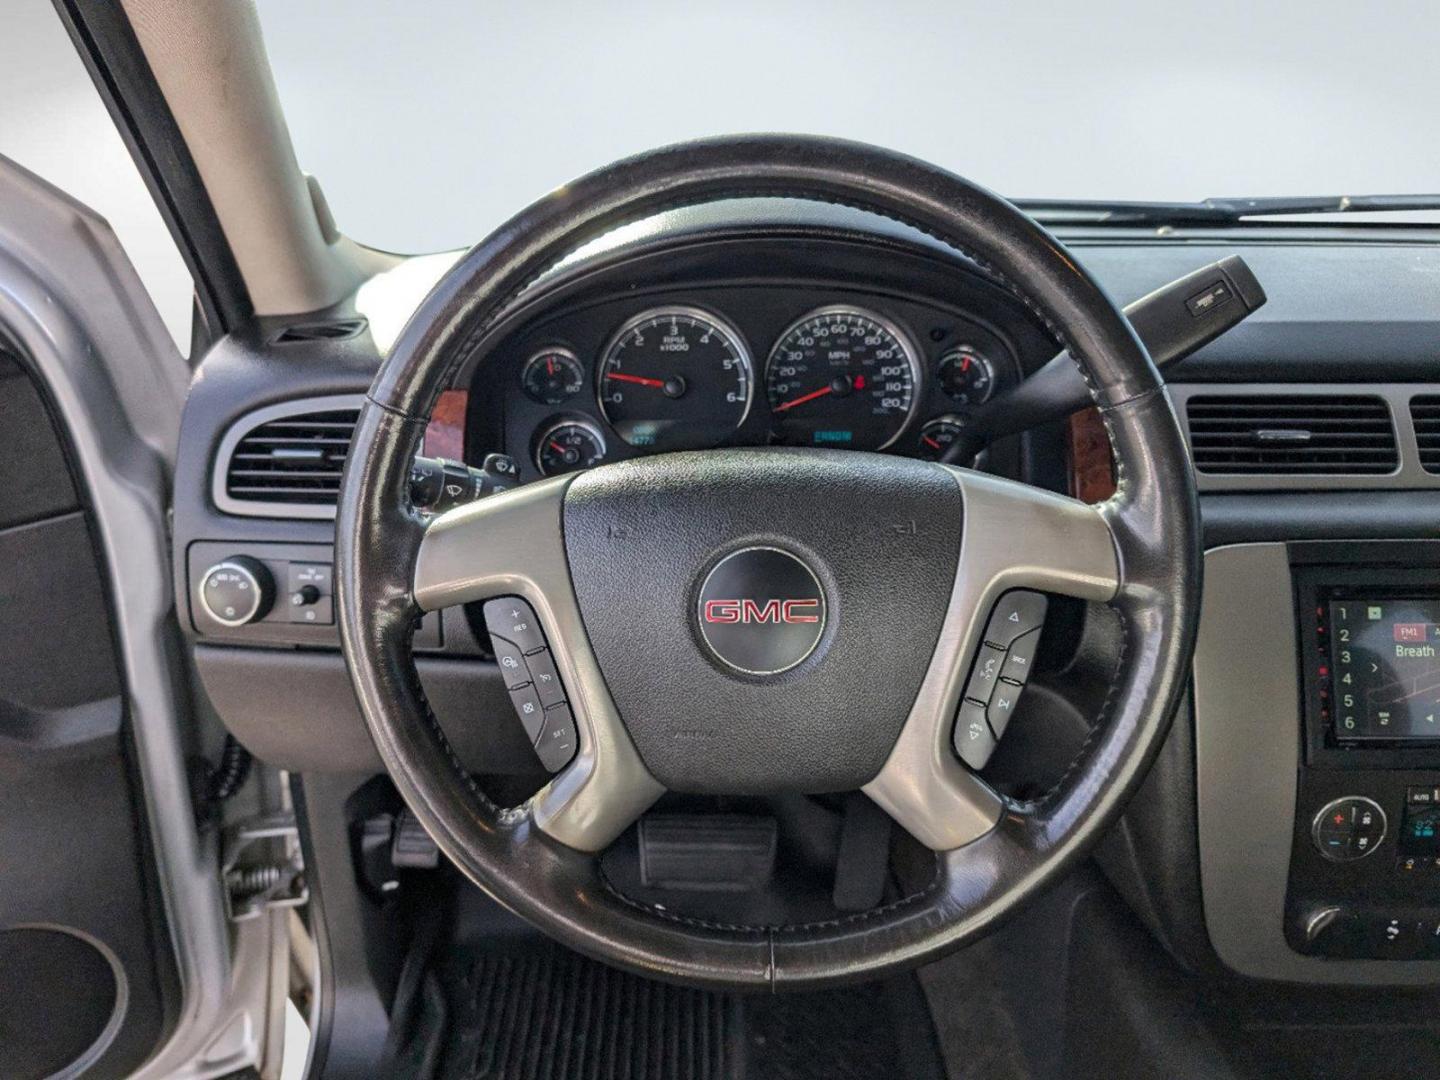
[256,2,1440,252]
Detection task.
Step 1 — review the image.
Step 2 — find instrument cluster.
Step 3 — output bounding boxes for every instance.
[468,285,1022,480]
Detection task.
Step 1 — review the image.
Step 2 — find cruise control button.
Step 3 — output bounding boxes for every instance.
[483,597,546,653]
[525,648,566,708]
[988,680,1024,738]
[1003,627,1041,683]
[953,699,997,770]
[534,704,578,772]
[963,645,1008,704]
[508,683,546,742]
[984,591,1048,648]
[492,636,531,690]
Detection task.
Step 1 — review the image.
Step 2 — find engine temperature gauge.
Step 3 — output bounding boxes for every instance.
[937,346,996,406]
[916,416,973,462]
[536,420,607,476]
[522,347,585,405]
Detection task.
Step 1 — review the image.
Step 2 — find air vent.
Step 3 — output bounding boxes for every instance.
[273,317,367,344]
[1410,396,1440,473]
[216,396,364,517]
[1185,394,1397,475]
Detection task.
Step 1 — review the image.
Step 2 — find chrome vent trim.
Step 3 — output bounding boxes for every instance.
[1410,396,1440,474]
[212,394,365,520]
[1185,393,1397,476]
[1170,384,1440,492]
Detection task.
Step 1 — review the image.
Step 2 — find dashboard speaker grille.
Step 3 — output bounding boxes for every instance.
[223,406,359,505]
[1185,394,1398,475]
[1410,396,1440,474]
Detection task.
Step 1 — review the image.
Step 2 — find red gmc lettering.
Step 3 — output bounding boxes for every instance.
[703,598,820,624]
[704,599,740,623]
[782,599,820,623]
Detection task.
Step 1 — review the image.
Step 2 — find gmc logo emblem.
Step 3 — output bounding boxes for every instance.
[702,598,821,625]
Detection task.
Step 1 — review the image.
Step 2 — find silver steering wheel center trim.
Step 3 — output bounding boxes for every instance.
[413,477,664,851]
[863,467,1121,851]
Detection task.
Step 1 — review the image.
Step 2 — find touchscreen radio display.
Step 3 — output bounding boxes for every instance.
[1330,599,1440,740]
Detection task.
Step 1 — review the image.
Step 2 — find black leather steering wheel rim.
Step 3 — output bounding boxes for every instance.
[336,134,1201,989]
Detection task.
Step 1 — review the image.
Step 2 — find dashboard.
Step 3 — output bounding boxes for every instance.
[172,196,1440,991]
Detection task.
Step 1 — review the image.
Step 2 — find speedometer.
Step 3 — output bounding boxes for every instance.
[597,306,752,451]
[765,307,920,449]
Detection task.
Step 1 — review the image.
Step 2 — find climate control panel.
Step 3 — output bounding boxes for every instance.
[1287,774,1440,960]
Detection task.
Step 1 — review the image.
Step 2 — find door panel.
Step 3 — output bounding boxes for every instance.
[0,351,176,1078]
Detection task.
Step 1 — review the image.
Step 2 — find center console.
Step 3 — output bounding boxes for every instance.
[1194,540,1440,986]
[1286,555,1440,959]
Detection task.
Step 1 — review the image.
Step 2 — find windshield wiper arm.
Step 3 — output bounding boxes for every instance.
[1016,194,1440,225]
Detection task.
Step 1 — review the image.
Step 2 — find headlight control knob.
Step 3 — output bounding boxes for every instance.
[199,556,275,627]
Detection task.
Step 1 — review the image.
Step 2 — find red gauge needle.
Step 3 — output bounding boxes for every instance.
[548,441,566,454]
[546,356,555,376]
[922,435,942,450]
[775,385,834,412]
[605,371,666,389]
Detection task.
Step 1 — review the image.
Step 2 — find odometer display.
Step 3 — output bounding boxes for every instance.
[765,307,920,449]
[597,307,752,450]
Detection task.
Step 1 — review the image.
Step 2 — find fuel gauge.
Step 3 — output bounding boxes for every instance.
[536,420,607,475]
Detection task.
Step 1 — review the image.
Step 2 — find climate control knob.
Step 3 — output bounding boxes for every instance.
[199,556,275,627]
[1312,796,1387,862]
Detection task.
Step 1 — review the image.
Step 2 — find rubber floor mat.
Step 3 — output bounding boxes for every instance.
[436,944,940,1080]
[438,945,739,1079]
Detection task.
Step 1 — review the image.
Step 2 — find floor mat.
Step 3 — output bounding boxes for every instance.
[435,943,943,1080]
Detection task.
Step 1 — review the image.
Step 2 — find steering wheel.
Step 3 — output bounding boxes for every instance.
[336,135,1200,989]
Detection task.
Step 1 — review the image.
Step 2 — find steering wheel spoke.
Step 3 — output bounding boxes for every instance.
[864,468,1121,851]
[414,479,664,851]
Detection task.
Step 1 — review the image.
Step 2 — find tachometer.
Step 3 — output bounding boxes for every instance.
[597,306,752,450]
[765,307,920,449]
